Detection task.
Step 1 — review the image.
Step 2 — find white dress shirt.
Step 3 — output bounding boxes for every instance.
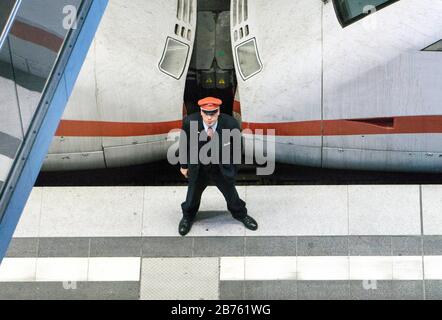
[203,121,218,134]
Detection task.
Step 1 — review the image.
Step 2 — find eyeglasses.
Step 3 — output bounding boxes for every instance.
[201,110,218,116]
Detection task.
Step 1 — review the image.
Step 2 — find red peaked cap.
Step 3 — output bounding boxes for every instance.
[198,97,222,111]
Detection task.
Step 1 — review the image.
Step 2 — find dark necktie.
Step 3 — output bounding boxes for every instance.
[207,126,213,139]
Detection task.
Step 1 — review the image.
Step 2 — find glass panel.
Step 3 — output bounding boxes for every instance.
[0,0,20,49]
[0,39,22,197]
[0,0,83,215]
[159,37,189,79]
[334,0,398,26]
[423,40,442,51]
[10,0,83,133]
[236,38,262,80]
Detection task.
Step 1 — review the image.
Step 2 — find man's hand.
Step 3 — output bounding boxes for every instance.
[180,168,188,178]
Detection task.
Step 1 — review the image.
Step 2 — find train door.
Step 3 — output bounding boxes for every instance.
[184,0,236,116]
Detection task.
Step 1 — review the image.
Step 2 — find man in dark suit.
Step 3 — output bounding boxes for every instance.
[178,97,258,236]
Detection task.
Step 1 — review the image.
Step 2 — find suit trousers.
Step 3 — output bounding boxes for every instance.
[181,164,247,220]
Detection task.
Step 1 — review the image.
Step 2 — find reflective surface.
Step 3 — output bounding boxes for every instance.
[0,0,82,200]
[424,40,442,51]
[334,0,399,26]
[0,0,20,49]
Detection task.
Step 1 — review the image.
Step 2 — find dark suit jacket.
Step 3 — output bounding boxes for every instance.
[179,112,242,182]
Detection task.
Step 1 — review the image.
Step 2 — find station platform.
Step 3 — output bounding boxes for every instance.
[0,185,442,299]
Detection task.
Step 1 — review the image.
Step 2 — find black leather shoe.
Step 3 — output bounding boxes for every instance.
[179,217,193,236]
[235,215,258,231]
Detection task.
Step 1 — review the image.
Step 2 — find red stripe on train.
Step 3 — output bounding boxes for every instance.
[55,115,442,137]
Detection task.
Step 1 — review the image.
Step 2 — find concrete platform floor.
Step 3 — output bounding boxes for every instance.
[1,185,442,300]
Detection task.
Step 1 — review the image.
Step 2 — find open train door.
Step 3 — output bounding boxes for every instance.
[46,0,197,169]
[231,0,323,167]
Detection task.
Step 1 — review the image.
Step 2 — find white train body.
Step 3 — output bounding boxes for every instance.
[43,0,442,172]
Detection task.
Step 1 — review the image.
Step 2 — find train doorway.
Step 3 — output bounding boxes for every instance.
[183,0,237,116]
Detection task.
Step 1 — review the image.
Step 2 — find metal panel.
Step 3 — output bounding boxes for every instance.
[233,0,322,125]
[323,147,442,172]
[216,11,234,69]
[103,140,172,168]
[42,151,106,171]
[325,134,442,153]
[323,0,442,120]
[192,11,215,70]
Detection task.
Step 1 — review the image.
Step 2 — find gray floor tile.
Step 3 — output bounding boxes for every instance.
[140,257,219,300]
[40,187,144,237]
[142,237,193,257]
[349,236,391,256]
[298,281,349,300]
[36,282,140,300]
[392,281,424,300]
[0,282,140,300]
[245,237,296,256]
[244,281,297,300]
[349,280,393,300]
[90,237,142,257]
[143,187,245,236]
[5,238,38,257]
[0,283,38,299]
[392,236,422,256]
[297,237,348,256]
[422,185,442,235]
[245,186,348,236]
[193,237,244,257]
[219,281,244,300]
[13,188,42,238]
[348,185,421,235]
[425,280,442,300]
[38,238,90,257]
[423,236,442,255]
